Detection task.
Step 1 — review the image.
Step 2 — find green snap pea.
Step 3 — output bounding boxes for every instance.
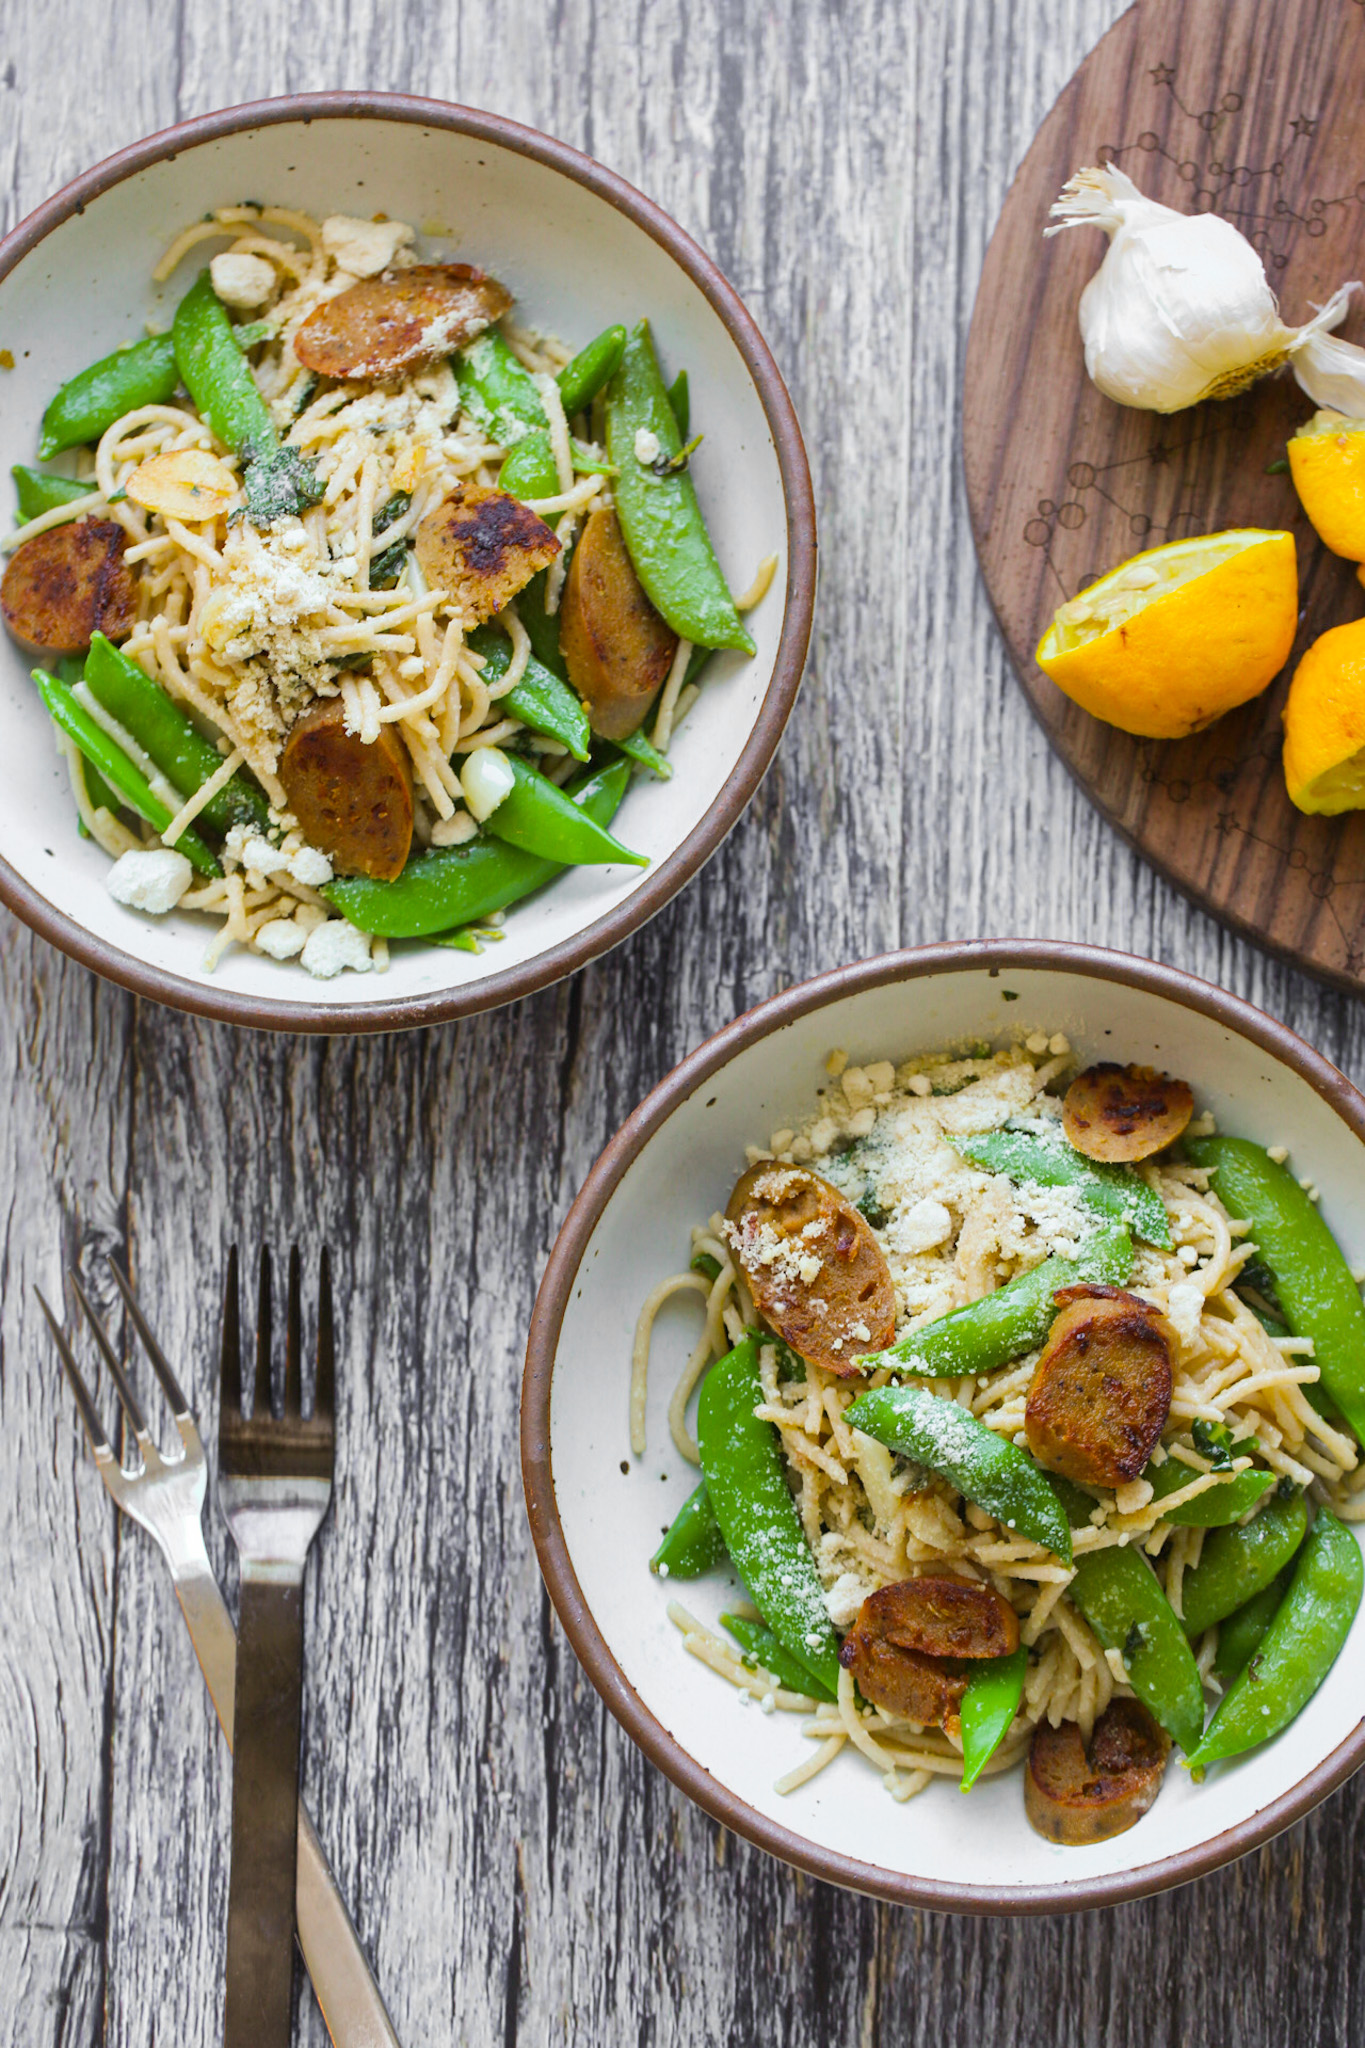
[39,334,180,459]
[84,633,269,834]
[557,325,627,418]
[458,329,546,446]
[1147,1455,1276,1527]
[1177,1490,1310,1638]
[959,1645,1028,1791]
[1212,1572,1291,1683]
[667,368,690,441]
[465,624,590,761]
[954,1127,1172,1248]
[845,1385,1073,1561]
[651,1480,727,1579]
[12,465,96,522]
[1187,1508,1363,1770]
[54,653,119,822]
[605,320,754,653]
[696,1334,842,1696]
[721,1613,838,1702]
[615,728,673,780]
[499,431,559,500]
[324,758,628,938]
[518,570,570,679]
[863,1222,1133,1379]
[171,271,276,462]
[1186,1137,1365,1449]
[484,752,646,868]
[33,669,218,875]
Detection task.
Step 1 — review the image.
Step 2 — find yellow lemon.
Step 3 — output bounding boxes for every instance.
[1036,530,1298,739]
[1288,409,1365,560]
[1282,619,1365,814]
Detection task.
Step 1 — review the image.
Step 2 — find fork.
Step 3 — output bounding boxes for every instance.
[39,1258,401,2048]
[218,1246,335,2048]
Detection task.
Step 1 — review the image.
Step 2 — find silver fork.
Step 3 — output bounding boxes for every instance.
[218,1246,335,2048]
[40,1259,401,2048]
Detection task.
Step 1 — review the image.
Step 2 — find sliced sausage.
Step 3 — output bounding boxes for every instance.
[559,506,678,739]
[1,519,136,655]
[839,1632,969,1729]
[1024,1697,1170,1845]
[278,698,413,881]
[294,265,513,380]
[1025,1284,1174,1489]
[724,1163,896,1376]
[854,1575,1020,1662]
[1063,1062,1194,1163]
[414,484,560,627]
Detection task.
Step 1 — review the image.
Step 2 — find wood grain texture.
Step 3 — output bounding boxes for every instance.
[965,0,1365,994]
[0,1,1364,2044]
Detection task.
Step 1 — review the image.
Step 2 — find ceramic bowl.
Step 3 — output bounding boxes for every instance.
[523,940,1365,1912]
[0,94,814,1032]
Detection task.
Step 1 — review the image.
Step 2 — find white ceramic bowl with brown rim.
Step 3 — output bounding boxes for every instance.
[0,93,814,1032]
[522,941,1365,1912]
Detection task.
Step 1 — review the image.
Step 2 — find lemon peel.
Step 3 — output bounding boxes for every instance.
[1283,620,1365,815]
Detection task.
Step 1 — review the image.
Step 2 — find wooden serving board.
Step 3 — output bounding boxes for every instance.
[964,0,1365,992]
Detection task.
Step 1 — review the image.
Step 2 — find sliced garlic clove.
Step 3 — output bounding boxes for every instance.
[126,449,240,522]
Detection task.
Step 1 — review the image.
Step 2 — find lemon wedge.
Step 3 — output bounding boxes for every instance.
[1036,529,1298,738]
[1283,619,1365,814]
[1288,410,1365,561]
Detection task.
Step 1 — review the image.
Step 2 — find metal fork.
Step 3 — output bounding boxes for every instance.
[40,1258,401,2048]
[219,1246,335,2048]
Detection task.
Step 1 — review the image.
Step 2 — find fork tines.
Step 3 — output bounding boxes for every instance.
[37,1260,191,1466]
[218,1246,335,1481]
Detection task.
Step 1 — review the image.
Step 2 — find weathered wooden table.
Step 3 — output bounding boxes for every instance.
[4,2,1363,2042]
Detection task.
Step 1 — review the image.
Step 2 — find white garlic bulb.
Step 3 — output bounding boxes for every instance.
[1048,163,1365,415]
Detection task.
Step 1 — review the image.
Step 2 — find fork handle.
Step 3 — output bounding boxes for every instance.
[172,1558,402,2048]
[225,1572,306,2048]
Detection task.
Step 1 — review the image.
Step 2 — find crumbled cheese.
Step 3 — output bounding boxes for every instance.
[865,1060,896,1097]
[1165,1280,1204,1349]
[300,920,372,979]
[288,844,333,887]
[210,251,278,308]
[429,809,478,848]
[825,1049,848,1077]
[202,523,345,763]
[847,1106,876,1139]
[1267,1145,1289,1165]
[254,917,307,960]
[1114,1477,1153,1515]
[634,428,660,464]
[1026,1032,1050,1055]
[321,214,415,278]
[808,1117,838,1156]
[769,1128,795,1155]
[240,835,291,876]
[889,1197,953,1255]
[105,848,192,915]
[824,1571,874,1628]
[842,1067,875,1108]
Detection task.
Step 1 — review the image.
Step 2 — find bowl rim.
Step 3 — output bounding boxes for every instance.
[0,90,816,1035]
[521,936,1365,1914]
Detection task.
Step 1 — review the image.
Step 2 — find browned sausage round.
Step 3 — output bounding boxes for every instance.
[1024,1284,1174,1490]
[725,1163,896,1376]
[852,1575,1020,1662]
[278,699,413,881]
[1,519,136,655]
[1063,1062,1194,1163]
[839,1628,969,1729]
[294,265,513,380]
[414,484,560,627]
[1024,1697,1170,1845]
[559,506,678,739]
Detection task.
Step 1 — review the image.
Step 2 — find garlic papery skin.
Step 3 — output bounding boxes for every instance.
[1048,164,1359,414]
[1289,289,1365,414]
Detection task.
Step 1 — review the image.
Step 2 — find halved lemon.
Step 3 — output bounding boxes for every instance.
[1288,409,1365,561]
[1036,530,1298,739]
[1283,619,1365,814]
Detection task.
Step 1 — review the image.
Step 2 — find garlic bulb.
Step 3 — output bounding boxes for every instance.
[1048,164,1365,415]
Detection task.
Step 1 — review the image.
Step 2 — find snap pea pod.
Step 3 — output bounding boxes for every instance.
[864,1222,1133,1379]
[696,1334,842,1696]
[517,569,571,679]
[954,1128,1172,1249]
[13,465,97,521]
[485,752,646,868]
[1187,1509,1363,1770]
[32,670,219,875]
[84,633,269,834]
[721,1613,838,1702]
[498,430,614,499]
[1147,1455,1276,1527]
[667,368,690,441]
[465,624,591,761]
[39,334,179,459]
[959,1645,1028,1791]
[458,329,546,446]
[651,1480,727,1579]
[845,1385,1073,1561]
[325,758,628,937]
[1177,1491,1310,1638]
[605,321,754,653]
[54,654,120,822]
[1186,1136,1365,1449]
[171,271,275,461]
[1049,1476,1206,1753]
[557,325,627,417]
[1213,1572,1291,1683]
[616,727,673,779]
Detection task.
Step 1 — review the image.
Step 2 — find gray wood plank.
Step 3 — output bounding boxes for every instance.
[3,0,1365,2043]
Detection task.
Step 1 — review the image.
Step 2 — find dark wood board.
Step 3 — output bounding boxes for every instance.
[964,0,1365,994]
